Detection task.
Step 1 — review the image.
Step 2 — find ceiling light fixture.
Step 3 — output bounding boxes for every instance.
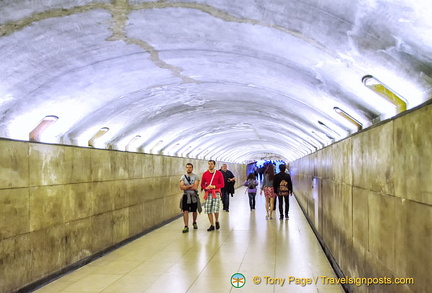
[362,75,407,114]
[318,121,341,137]
[333,107,363,131]
[125,135,141,151]
[88,127,109,147]
[29,115,59,141]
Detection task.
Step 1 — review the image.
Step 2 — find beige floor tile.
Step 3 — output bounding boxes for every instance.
[60,274,123,292]
[100,274,160,293]
[32,280,75,293]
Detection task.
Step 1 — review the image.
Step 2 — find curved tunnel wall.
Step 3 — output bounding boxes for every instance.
[290,101,432,292]
[0,142,245,293]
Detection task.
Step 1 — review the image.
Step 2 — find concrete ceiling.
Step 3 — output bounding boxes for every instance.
[1,0,431,163]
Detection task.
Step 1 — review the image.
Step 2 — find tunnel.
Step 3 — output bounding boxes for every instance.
[0,1,431,292]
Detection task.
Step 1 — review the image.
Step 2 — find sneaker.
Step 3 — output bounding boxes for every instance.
[193,222,198,229]
[285,215,289,220]
[279,216,284,220]
[182,226,189,233]
[207,225,215,231]
[215,222,220,230]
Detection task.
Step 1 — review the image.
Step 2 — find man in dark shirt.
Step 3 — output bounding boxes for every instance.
[273,164,293,220]
[219,164,235,212]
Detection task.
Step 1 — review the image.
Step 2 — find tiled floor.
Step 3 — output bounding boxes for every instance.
[32,186,345,293]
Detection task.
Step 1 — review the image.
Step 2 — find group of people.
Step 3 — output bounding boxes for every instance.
[179,160,235,233]
[179,160,293,233]
[245,163,293,220]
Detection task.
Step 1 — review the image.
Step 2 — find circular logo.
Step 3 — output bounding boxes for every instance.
[230,273,246,288]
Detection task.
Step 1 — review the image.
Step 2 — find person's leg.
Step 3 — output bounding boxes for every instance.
[222,190,228,211]
[285,196,290,218]
[192,211,198,228]
[215,212,220,229]
[252,193,256,210]
[226,191,230,211]
[183,210,188,226]
[265,197,270,218]
[278,196,283,219]
[208,213,214,226]
[269,197,275,219]
[248,193,253,210]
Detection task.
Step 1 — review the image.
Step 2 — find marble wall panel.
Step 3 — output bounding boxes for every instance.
[142,200,159,231]
[110,150,128,180]
[352,187,369,250]
[142,154,154,178]
[92,181,114,215]
[29,185,66,231]
[321,179,337,252]
[128,179,145,206]
[29,143,68,186]
[68,147,92,183]
[338,183,353,268]
[394,199,432,292]
[0,188,29,239]
[91,212,114,253]
[352,123,394,195]
[152,197,167,225]
[0,233,32,293]
[151,155,163,177]
[64,183,93,222]
[113,180,131,209]
[368,192,395,269]
[30,225,67,280]
[142,177,161,202]
[65,218,94,264]
[0,139,29,189]
[129,204,144,236]
[163,194,182,220]
[90,148,111,182]
[333,138,353,185]
[394,104,432,205]
[127,152,144,179]
[113,208,130,243]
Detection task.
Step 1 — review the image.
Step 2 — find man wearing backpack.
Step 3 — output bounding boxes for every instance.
[273,164,293,220]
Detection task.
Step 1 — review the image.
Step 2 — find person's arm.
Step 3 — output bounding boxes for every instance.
[273,174,280,193]
[228,171,235,182]
[201,173,208,190]
[180,176,188,191]
[287,174,293,194]
[192,176,200,191]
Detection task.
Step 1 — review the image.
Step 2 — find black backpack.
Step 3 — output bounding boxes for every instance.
[247,179,255,189]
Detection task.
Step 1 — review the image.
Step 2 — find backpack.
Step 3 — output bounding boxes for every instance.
[279,179,290,196]
[247,179,255,189]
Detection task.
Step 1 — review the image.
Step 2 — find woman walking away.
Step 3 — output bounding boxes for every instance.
[243,173,258,211]
[260,164,277,219]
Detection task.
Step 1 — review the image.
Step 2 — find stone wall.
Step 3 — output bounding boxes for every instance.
[290,103,432,293]
[0,141,245,293]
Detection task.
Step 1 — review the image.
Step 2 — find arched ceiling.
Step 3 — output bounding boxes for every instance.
[1,0,431,163]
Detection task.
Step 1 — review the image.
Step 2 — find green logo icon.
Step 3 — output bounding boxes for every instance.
[231,273,246,288]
